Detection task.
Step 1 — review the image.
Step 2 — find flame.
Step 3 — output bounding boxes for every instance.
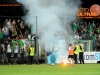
[62,60,66,65]
[63,62,66,65]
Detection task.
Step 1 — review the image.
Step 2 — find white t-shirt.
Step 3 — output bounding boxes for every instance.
[7,44,11,53]
[7,22,11,28]
[2,27,9,35]
[14,45,19,53]
[75,35,79,40]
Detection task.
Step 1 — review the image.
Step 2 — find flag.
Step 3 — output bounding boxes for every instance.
[12,40,18,50]
[19,39,24,48]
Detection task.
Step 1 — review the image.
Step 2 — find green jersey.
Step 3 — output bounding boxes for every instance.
[0,32,3,39]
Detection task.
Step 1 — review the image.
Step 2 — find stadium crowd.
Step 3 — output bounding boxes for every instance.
[0,18,100,65]
[0,18,36,65]
[72,20,100,51]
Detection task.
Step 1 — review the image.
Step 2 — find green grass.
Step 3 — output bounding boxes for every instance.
[0,64,100,75]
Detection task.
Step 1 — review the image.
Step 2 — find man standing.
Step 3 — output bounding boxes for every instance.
[12,39,18,65]
[74,42,79,64]
[1,44,6,65]
[68,44,74,66]
[13,43,19,65]
[78,42,84,64]
[7,42,12,64]
[0,27,3,65]
[29,45,35,65]
[19,38,24,64]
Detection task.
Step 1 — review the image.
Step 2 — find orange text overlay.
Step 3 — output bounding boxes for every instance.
[77,8,100,18]
[0,4,21,6]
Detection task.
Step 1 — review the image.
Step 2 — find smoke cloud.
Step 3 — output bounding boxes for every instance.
[16,0,81,63]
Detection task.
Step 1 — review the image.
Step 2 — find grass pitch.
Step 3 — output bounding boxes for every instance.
[0,64,100,75]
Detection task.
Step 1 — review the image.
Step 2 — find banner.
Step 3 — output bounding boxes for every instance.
[84,52,100,63]
[47,52,100,64]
